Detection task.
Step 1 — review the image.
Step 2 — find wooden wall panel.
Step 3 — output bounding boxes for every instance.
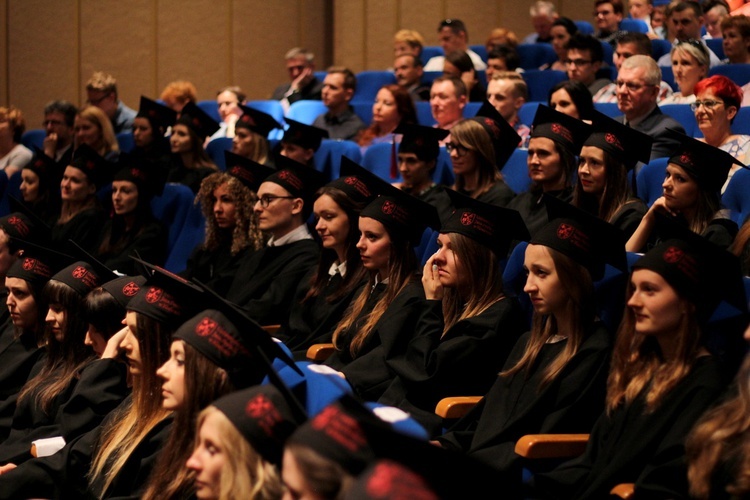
[0,0,7,105]
[399,0,443,46]
[334,0,365,70]
[365,0,397,70]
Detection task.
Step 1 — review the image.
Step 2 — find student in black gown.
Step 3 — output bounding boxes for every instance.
[95,155,168,275]
[231,104,280,166]
[225,156,326,326]
[435,196,627,493]
[278,118,328,168]
[572,110,651,240]
[49,144,111,254]
[167,101,219,194]
[182,151,271,296]
[279,158,385,357]
[378,190,530,436]
[532,222,747,499]
[130,96,175,172]
[627,130,742,252]
[507,105,591,237]
[324,183,440,401]
[19,150,61,224]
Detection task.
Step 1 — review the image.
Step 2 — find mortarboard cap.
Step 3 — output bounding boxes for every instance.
[666,129,745,193]
[7,240,72,288]
[176,102,221,140]
[235,104,282,138]
[266,155,328,203]
[282,118,329,151]
[1,197,49,246]
[52,261,112,298]
[583,110,653,171]
[395,123,449,163]
[360,183,440,245]
[136,96,177,130]
[324,157,390,206]
[69,144,113,189]
[470,100,521,168]
[23,148,59,180]
[113,152,168,198]
[223,151,274,192]
[530,194,627,281]
[101,275,148,309]
[442,189,530,255]
[530,104,590,157]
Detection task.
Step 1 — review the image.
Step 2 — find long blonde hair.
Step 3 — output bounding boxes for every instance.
[75,105,119,157]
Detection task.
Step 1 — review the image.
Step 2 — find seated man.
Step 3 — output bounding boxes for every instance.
[656,1,722,67]
[85,71,137,134]
[521,1,558,44]
[271,48,324,110]
[487,72,531,145]
[424,19,487,71]
[225,156,325,325]
[42,100,77,166]
[394,54,430,102]
[593,0,625,44]
[615,55,685,165]
[565,34,612,97]
[312,67,367,141]
[486,46,522,82]
[430,75,467,142]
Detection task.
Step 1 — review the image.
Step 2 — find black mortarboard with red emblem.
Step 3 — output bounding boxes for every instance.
[360,182,440,245]
[471,100,521,168]
[69,144,113,189]
[127,258,205,329]
[325,157,390,206]
[441,189,529,256]
[235,104,282,138]
[666,128,745,193]
[583,110,652,171]
[176,101,220,140]
[223,151,274,192]
[530,104,590,157]
[266,154,327,203]
[136,96,177,131]
[282,118,328,151]
[1,197,49,247]
[211,383,305,466]
[395,123,449,162]
[7,240,72,288]
[52,261,114,298]
[345,460,439,500]
[113,152,168,198]
[23,148,59,181]
[530,194,626,281]
[101,275,148,309]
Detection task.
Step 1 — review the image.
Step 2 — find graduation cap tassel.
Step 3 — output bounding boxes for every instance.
[390,139,398,180]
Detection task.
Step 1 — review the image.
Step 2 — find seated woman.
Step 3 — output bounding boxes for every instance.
[627,132,741,252]
[167,101,219,193]
[447,102,518,208]
[131,96,175,171]
[159,80,197,116]
[435,196,625,492]
[73,106,119,161]
[660,40,709,105]
[721,14,750,65]
[232,104,280,166]
[20,150,61,224]
[0,106,32,179]
[533,226,745,499]
[508,104,591,236]
[548,80,595,122]
[692,75,750,192]
[443,51,486,102]
[542,17,578,71]
[182,151,271,296]
[50,144,109,254]
[95,157,168,275]
[280,159,382,357]
[357,84,416,154]
[573,110,652,239]
[324,184,439,402]
[378,190,529,436]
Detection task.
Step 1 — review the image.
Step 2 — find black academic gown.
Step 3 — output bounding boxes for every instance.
[0,321,44,442]
[0,397,172,500]
[97,218,168,275]
[0,358,127,465]
[532,356,725,500]
[225,238,320,326]
[325,280,427,402]
[378,297,527,436]
[436,323,611,490]
[411,184,453,225]
[507,187,573,238]
[471,181,516,208]
[610,199,647,241]
[181,238,253,298]
[50,206,107,254]
[166,156,216,194]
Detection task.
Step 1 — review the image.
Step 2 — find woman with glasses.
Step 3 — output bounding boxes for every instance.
[692,75,749,192]
[660,40,709,105]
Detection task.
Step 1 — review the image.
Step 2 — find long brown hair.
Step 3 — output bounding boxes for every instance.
[501,247,596,389]
[449,119,503,199]
[141,341,236,500]
[572,149,633,223]
[606,278,701,414]
[284,442,356,499]
[356,84,416,146]
[687,352,750,499]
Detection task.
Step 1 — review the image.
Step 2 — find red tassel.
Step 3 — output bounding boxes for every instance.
[390,139,398,179]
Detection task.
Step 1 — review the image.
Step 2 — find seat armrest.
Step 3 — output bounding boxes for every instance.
[610,483,635,498]
[514,434,590,459]
[435,396,483,419]
[306,343,335,362]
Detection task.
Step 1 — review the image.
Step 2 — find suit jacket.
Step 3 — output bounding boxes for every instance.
[617,106,685,161]
[271,77,324,104]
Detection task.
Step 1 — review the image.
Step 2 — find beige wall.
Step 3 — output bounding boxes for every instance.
[2,0,595,129]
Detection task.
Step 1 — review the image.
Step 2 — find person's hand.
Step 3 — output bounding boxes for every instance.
[0,463,17,474]
[43,132,58,158]
[291,66,313,92]
[647,196,678,219]
[422,254,444,301]
[101,326,128,360]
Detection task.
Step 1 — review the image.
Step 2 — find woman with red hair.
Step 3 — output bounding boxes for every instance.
[356,84,417,154]
[693,74,749,192]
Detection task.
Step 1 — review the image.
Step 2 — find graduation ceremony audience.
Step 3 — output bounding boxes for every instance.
[1,5,750,499]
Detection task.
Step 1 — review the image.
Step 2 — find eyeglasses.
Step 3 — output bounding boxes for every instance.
[615,79,652,92]
[594,9,614,16]
[564,58,592,67]
[675,38,710,58]
[445,142,470,156]
[690,99,724,111]
[258,195,295,207]
[87,92,113,106]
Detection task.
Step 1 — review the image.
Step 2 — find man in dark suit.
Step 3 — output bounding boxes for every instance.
[271,48,324,110]
[615,55,685,169]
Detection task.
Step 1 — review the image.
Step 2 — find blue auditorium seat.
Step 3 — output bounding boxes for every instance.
[362,142,402,182]
[517,44,558,70]
[636,157,668,207]
[722,166,750,226]
[197,100,221,123]
[314,140,362,181]
[501,149,532,194]
[116,132,135,153]
[659,104,698,137]
[709,63,750,86]
[522,70,568,102]
[619,18,649,33]
[151,183,197,255]
[21,129,46,150]
[205,137,233,171]
[353,71,397,103]
[287,101,328,125]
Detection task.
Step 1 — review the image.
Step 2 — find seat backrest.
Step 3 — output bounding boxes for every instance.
[594,102,621,118]
[164,199,206,274]
[732,107,750,136]
[651,39,672,62]
[709,63,750,86]
[205,137,233,171]
[722,166,750,226]
[315,140,362,181]
[421,46,444,66]
[463,102,482,118]
[116,132,135,153]
[416,101,437,126]
[197,100,221,123]
[435,147,455,186]
[502,241,533,327]
[659,66,677,91]
[287,100,328,125]
[422,71,442,87]
[151,183,198,254]
[501,149,533,194]
[517,44,558,70]
[574,20,595,35]
[469,44,488,62]
[522,69,568,102]
[362,142,401,182]
[353,71,397,103]
[636,157,668,207]
[351,102,373,126]
[518,102,541,127]
[705,37,725,61]
[246,100,285,126]
[619,18,649,33]
[659,104,698,137]
[21,129,46,150]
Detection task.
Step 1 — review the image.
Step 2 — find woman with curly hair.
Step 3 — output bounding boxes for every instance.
[182,152,271,296]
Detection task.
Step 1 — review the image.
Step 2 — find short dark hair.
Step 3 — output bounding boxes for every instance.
[488,45,521,71]
[43,100,78,127]
[552,17,579,36]
[395,53,423,69]
[432,75,467,98]
[548,80,595,121]
[326,67,357,91]
[673,1,703,18]
[565,34,605,63]
[445,51,474,73]
[595,0,625,15]
[615,32,652,55]
[438,18,468,38]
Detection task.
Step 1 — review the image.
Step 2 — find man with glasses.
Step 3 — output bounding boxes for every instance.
[656,1,722,67]
[615,55,685,166]
[226,156,325,326]
[424,19,486,72]
[564,34,612,96]
[42,100,77,166]
[593,0,625,44]
[85,71,136,134]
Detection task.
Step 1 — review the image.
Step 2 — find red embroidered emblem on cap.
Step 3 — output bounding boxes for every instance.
[22,258,34,271]
[230,165,253,182]
[461,212,476,226]
[366,462,400,496]
[246,393,282,436]
[145,287,163,304]
[414,137,424,146]
[148,110,157,118]
[195,317,218,337]
[605,133,623,150]
[7,216,29,237]
[86,160,95,170]
[663,246,683,264]
[345,176,357,185]
[242,115,256,126]
[122,282,140,297]
[382,200,395,215]
[311,405,367,452]
[557,223,574,239]
[680,152,692,165]
[72,266,87,279]
[192,117,201,128]
[34,159,44,168]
